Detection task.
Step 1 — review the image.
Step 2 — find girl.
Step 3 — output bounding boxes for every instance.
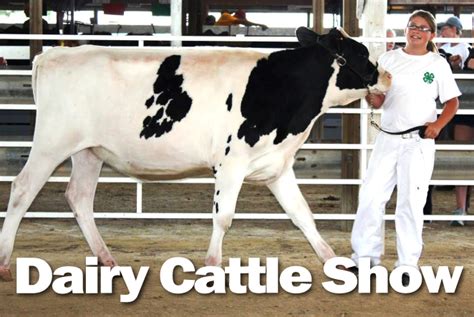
[351,10,460,281]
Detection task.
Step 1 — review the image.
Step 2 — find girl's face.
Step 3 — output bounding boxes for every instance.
[405,16,435,49]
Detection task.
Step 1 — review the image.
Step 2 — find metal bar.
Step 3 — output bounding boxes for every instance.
[136,182,143,214]
[1,71,474,80]
[0,34,298,42]
[2,141,474,151]
[0,211,472,221]
[0,176,362,185]
[360,99,369,180]
[1,176,474,186]
[3,105,474,115]
[0,33,473,43]
[0,70,33,76]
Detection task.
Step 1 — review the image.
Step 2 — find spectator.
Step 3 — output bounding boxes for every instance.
[22,3,49,34]
[204,15,216,26]
[0,57,7,68]
[450,45,474,226]
[215,9,268,31]
[437,17,473,226]
[437,16,470,70]
[465,47,474,70]
[386,28,397,51]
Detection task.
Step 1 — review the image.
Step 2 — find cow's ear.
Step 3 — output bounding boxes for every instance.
[321,28,345,51]
[328,28,342,38]
[296,27,320,47]
[328,28,346,41]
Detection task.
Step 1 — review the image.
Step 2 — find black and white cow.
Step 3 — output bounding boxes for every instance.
[0,27,390,281]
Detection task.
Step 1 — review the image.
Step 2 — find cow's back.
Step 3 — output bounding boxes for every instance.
[32,45,270,179]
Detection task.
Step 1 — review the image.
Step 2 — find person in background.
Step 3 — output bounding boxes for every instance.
[438,16,470,70]
[386,28,397,51]
[22,2,49,34]
[465,47,474,70]
[351,10,460,285]
[449,45,474,226]
[215,9,268,31]
[0,57,7,69]
[437,17,473,225]
[204,15,216,26]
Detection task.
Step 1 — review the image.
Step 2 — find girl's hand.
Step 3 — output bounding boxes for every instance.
[365,93,385,109]
[423,122,442,139]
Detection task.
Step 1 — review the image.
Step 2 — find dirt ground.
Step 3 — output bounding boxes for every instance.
[0,183,473,316]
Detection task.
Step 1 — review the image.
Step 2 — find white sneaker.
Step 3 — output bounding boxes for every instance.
[450,208,466,226]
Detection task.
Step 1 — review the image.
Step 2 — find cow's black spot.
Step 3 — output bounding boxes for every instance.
[155,107,164,120]
[156,91,171,105]
[237,47,334,146]
[216,190,220,196]
[140,55,192,139]
[227,135,232,143]
[215,203,219,214]
[226,93,233,111]
[212,166,217,175]
[166,94,193,121]
[225,147,230,156]
[143,116,152,126]
[145,96,154,108]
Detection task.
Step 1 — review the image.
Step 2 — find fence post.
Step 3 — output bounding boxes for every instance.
[340,0,361,232]
[171,0,182,47]
[29,0,43,62]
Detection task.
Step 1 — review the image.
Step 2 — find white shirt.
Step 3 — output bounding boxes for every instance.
[440,42,471,68]
[379,48,461,131]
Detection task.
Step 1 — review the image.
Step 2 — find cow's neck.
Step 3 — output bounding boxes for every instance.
[238,46,338,147]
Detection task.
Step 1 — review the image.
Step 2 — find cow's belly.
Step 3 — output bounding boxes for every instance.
[91,146,211,181]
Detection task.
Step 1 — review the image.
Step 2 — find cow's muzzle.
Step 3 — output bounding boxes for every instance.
[368,67,391,94]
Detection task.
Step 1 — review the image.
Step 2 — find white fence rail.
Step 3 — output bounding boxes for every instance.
[1,33,474,221]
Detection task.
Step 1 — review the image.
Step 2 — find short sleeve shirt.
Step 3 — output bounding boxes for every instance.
[440,42,471,68]
[378,48,461,131]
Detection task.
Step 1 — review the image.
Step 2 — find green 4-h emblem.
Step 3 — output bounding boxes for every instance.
[423,72,435,84]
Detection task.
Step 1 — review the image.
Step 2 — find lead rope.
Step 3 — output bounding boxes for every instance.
[369,107,381,131]
[367,92,384,132]
[368,101,427,137]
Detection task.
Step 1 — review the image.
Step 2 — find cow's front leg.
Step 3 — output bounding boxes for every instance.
[267,166,336,263]
[205,163,245,266]
[0,151,69,281]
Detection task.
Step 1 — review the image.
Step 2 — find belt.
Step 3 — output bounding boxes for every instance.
[400,131,420,139]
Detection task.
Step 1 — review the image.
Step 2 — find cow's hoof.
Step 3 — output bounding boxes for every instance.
[204,256,221,267]
[317,241,337,263]
[99,258,118,267]
[0,267,13,282]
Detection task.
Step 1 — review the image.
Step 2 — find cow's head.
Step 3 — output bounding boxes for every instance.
[296,27,391,105]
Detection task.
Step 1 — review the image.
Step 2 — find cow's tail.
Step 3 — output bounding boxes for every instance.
[31,54,43,105]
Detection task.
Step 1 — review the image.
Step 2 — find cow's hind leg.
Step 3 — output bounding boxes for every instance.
[65,149,117,267]
[0,150,70,281]
[267,167,336,263]
[205,164,245,266]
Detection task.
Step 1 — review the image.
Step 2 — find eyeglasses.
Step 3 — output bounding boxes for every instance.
[406,23,432,33]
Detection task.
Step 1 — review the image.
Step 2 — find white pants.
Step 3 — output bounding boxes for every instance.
[351,132,435,267]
